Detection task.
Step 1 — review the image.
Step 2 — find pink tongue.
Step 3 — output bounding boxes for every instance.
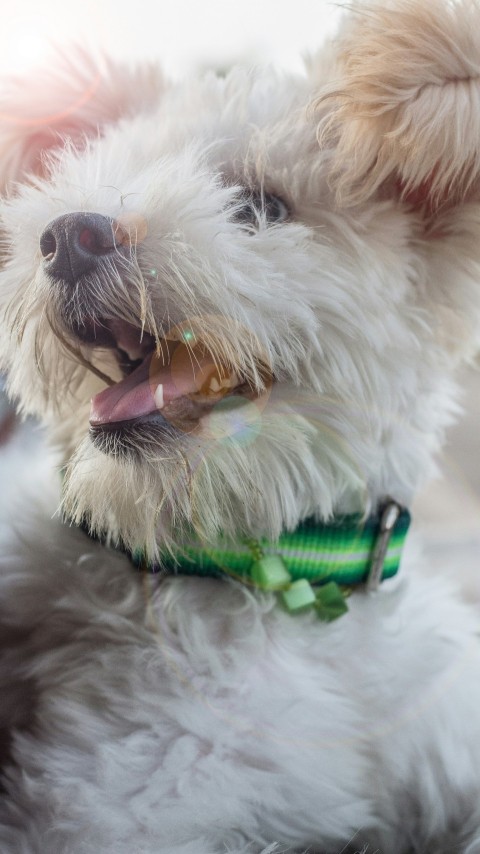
[90,353,158,425]
[89,343,225,426]
[90,347,189,426]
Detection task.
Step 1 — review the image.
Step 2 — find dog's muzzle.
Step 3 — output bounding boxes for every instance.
[40,212,119,285]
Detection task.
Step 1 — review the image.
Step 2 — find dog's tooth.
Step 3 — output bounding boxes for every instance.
[225,371,239,388]
[154,384,164,409]
[209,372,239,394]
[125,347,140,361]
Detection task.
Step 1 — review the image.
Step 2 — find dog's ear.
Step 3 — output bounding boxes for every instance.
[0,49,165,194]
[314,0,480,212]
[312,0,480,360]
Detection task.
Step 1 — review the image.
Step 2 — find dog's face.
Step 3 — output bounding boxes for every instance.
[1,1,480,557]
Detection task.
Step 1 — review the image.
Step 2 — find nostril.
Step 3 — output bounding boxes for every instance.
[39,212,119,285]
[40,230,56,261]
[78,226,115,255]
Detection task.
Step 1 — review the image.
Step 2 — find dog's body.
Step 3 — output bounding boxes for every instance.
[1,1,480,851]
[2,452,480,854]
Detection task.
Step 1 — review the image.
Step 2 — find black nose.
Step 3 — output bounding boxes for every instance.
[40,212,117,284]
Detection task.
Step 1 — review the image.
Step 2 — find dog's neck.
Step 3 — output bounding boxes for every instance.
[80,500,411,622]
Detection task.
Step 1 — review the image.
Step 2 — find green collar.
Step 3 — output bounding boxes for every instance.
[132,501,411,622]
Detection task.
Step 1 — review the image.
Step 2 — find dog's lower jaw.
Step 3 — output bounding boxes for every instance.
[89,411,181,459]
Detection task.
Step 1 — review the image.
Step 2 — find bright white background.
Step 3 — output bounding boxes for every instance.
[0,0,342,76]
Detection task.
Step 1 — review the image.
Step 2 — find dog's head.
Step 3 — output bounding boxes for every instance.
[1,0,480,558]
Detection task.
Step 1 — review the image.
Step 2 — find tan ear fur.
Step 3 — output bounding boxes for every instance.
[0,48,165,194]
[314,0,480,210]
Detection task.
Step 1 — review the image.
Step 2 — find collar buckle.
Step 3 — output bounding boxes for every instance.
[366,500,403,592]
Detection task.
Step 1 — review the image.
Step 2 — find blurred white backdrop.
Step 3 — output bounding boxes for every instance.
[0,0,342,76]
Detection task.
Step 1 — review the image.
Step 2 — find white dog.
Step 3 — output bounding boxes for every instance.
[1,1,480,851]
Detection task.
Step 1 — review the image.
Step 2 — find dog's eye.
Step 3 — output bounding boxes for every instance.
[234,191,289,227]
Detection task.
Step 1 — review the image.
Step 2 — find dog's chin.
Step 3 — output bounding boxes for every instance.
[89,411,183,459]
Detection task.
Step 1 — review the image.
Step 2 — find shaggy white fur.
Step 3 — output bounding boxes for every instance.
[1,1,480,851]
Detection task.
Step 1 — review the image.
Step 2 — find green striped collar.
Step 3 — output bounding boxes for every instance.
[132,501,411,622]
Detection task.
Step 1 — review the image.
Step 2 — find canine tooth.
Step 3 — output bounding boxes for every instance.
[154,384,164,409]
[209,377,221,393]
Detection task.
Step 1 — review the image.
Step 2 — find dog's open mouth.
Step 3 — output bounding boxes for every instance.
[76,317,263,435]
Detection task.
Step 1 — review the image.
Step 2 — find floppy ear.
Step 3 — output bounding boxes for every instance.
[0,49,165,194]
[311,0,480,361]
[314,0,480,212]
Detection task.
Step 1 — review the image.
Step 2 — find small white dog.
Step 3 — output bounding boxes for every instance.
[1,1,480,851]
